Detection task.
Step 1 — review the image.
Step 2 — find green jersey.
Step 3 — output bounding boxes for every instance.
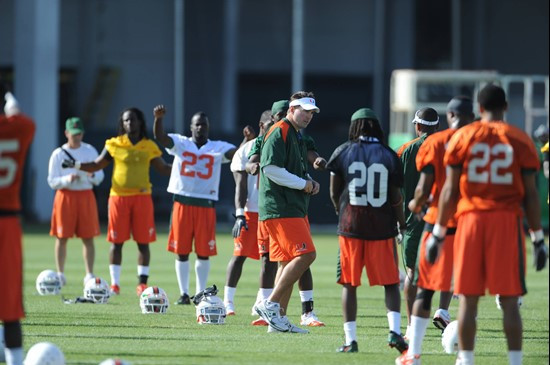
[259,119,310,220]
[397,134,428,235]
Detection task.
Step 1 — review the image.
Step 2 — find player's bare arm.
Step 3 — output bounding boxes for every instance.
[233,170,248,212]
[65,147,112,172]
[246,154,260,175]
[224,147,238,161]
[150,156,172,176]
[329,173,345,214]
[307,150,327,171]
[408,171,434,218]
[153,104,174,149]
[390,185,406,231]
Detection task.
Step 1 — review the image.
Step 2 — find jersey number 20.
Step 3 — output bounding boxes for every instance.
[348,161,388,207]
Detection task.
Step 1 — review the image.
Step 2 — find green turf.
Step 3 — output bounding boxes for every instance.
[19,226,549,364]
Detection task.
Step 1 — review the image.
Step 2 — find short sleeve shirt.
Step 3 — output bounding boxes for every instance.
[259,119,309,220]
[444,120,540,216]
[105,135,162,196]
[230,138,259,212]
[166,134,235,201]
[327,137,403,240]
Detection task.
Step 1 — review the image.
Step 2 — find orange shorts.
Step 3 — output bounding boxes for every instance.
[0,217,24,321]
[233,211,260,259]
[262,217,315,262]
[454,210,527,296]
[417,230,454,292]
[50,189,100,239]
[167,202,217,257]
[107,195,156,244]
[257,220,270,255]
[337,236,399,287]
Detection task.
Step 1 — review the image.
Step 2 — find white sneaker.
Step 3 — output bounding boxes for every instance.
[267,316,308,334]
[225,301,235,316]
[251,298,261,316]
[433,309,451,331]
[57,272,66,287]
[300,311,325,327]
[255,300,290,332]
[83,273,95,285]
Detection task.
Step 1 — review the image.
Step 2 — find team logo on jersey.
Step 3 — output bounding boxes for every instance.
[208,240,216,251]
[295,242,308,252]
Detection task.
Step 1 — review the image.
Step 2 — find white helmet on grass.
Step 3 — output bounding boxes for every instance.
[83,277,110,304]
[139,286,169,314]
[192,285,226,325]
[36,270,62,295]
[24,342,65,365]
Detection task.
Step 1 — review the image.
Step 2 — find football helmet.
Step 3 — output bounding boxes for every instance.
[441,320,459,354]
[83,277,110,304]
[140,286,169,314]
[193,286,226,325]
[24,342,65,365]
[35,270,62,295]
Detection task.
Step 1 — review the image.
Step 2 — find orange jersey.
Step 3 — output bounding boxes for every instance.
[0,114,36,211]
[444,120,539,216]
[416,128,457,227]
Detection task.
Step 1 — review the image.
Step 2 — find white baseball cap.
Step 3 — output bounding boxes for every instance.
[289,97,320,113]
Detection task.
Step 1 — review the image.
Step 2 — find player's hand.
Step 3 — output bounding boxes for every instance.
[533,239,548,271]
[425,233,445,264]
[396,222,407,244]
[303,180,314,194]
[310,180,320,195]
[246,162,260,176]
[243,125,256,141]
[313,157,327,170]
[232,215,248,238]
[154,105,166,118]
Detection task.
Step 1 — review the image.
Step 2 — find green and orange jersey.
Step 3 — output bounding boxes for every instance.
[259,119,310,220]
[0,114,36,212]
[444,120,540,217]
[416,128,457,227]
[105,135,162,196]
[397,134,428,232]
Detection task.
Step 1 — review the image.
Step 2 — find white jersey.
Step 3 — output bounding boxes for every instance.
[47,142,104,190]
[230,138,259,213]
[166,134,235,201]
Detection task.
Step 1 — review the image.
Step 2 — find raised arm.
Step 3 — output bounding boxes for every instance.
[329,173,344,214]
[63,147,112,173]
[153,105,174,149]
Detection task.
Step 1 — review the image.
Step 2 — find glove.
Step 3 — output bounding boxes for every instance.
[425,233,445,264]
[232,215,248,238]
[533,240,548,271]
[61,159,81,169]
[4,92,20,116]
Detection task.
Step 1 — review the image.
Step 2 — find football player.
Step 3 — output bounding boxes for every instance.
[396,96,474,365]
[328,108,407,353]
[0,91,35,365]
[427,84,548,365]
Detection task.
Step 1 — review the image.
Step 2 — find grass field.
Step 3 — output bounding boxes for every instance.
[19,224,549,365]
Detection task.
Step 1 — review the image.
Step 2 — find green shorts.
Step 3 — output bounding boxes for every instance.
[402,222,424,270]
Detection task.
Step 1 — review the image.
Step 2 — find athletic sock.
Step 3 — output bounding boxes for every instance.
[508,351,522,365]
[175,259,189,295]
[195,258,210,294]
[409,315,430,356]
[137,265,149,284]
[259,288,273,301]
[344,321,357,345]
[387,311,402,335]
[458,350,474,365]
[299,290,314,313]
[109,264,121,286]
[5,347,23,365]
[224,286,236,304]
